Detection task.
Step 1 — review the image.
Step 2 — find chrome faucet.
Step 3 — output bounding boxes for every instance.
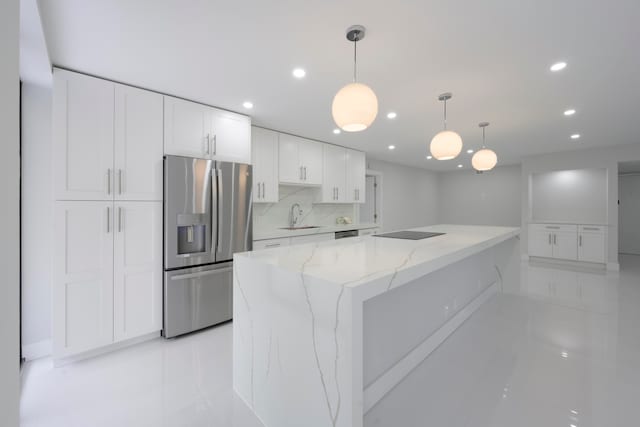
[289,203,302,228]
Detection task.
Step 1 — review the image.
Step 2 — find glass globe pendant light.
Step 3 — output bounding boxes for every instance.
[332,25,378,132]
[430,93,463,160]
[472,122,498,172]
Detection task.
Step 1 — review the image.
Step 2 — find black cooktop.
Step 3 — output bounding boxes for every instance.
[373,231,446,240]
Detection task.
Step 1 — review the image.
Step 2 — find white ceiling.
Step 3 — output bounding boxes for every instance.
[37,0,640,171]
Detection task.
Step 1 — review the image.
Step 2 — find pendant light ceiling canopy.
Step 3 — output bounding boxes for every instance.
[430,93,463,160]
[472,122,498,172]
[332,25,378,132]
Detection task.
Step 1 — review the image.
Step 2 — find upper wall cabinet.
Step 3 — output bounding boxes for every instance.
[164,96,251,164]
[278,134,322,185]
[53,69,164,201]
[345,149,366,203]
[321,144,347,203]
[252,127,279,203]
[54,69,115,201]
[114,84,164,201]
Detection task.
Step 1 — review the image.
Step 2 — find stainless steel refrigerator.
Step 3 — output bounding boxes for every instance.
[163,155,252,338]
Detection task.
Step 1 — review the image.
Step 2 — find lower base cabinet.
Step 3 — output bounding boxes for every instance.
[528,223,606,264]
[53,201,162,359]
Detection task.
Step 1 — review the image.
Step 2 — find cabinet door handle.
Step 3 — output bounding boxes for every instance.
[304,167,307,180]
[213,135,217,155]
[300,166,303,180]
[118,169,123,195]
[257,183,261,199]
[262,182,265,199]
[265,243,281,248]
[554,234,557,245]
[548,234,551,245]
[118,206,123,232]
[579,235,582,247]
[107,169,111,195]
[205,134,210,155]
[106,207,110,233]
[337,187,339,200]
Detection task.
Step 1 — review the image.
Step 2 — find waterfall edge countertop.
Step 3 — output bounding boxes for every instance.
[238,224,520,294]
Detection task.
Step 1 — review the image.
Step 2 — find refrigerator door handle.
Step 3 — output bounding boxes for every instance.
[217,168,223,253]
[211,168,219,257]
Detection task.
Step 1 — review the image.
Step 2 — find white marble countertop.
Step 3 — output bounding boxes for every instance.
[238,224,520,293]
[253,222,380,241]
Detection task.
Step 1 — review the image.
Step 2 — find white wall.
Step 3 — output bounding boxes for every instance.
[619,174,640,255]
[0,0,21,424]
[521,143,640,268]
[438,165,521,227]
[531,168,608,224]
[367,159,439,232]
[21,83,53,359]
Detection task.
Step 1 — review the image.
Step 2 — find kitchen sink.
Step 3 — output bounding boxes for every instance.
[279,226,322,230]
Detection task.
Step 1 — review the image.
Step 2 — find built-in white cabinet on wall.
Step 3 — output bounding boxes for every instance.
[346,149,366,203]
[113,202,163,342]
[53,201,162,358]
[528,223,606,264]
[53,201,115,358]
[278,133,322,185]
[322,144,347,202]
[53,69,164,201]
[319,145,366,204]
[252,237,291,250]
[53,70,115,201]
[252,127,279,203]
[578,225,606,263]
[164,95,251,164]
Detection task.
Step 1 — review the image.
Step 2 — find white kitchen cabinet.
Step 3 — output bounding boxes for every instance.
[253,237,291,250]
[53,69,115,201]
[53,201,163,359]
[211,109,252,164]
[164,96,211,159]
[528,229,554,258]
[553,230,578,260]
[278,133,322,185]
[114,84,164,201]
[321,144,347,202]
[113,202,163,342]
[164,95,251,164]
[54,69,163,202]
[252,127,279,203]
[53,201,114,358]
[578,226,606,263]
[346,149,366,203]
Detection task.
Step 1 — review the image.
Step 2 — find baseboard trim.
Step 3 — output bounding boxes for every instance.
[363,282,498,413]
[22,339,52,361]
[53,331,161,367]
[606,262,620,271]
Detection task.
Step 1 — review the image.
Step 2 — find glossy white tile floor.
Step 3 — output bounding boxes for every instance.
[21,255,640,427]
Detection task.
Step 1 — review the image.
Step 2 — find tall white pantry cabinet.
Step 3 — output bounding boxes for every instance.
[53,69,163,359]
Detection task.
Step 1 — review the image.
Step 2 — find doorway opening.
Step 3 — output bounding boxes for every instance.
[618,161,640,256]
[359,170,383,228]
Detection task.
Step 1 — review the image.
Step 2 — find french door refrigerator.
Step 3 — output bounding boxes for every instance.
[163,155,252,338]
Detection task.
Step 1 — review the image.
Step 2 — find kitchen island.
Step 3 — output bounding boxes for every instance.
[233,224,520,427]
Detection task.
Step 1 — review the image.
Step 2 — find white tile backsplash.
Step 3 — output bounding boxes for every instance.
[253,185,356,230]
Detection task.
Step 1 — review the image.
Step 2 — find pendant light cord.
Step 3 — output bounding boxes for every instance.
[353,37,358,82]
[482,126,486,148]
[443,99,447,130]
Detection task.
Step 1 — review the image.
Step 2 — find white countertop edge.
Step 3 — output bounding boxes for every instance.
[253,223,380,240]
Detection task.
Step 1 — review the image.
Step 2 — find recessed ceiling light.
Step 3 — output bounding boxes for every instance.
[388,145,395,150]
[570,134,581,140]
[292,68,306,78]
[333,128,341,135]
[467,149,474,154]
[426,155,433,160]
[561,351,569,358]
[564,109,576,116]
[242,101,253,109]
[550,61,567,72]
[387,112,397,119]
[457,164,463,168]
